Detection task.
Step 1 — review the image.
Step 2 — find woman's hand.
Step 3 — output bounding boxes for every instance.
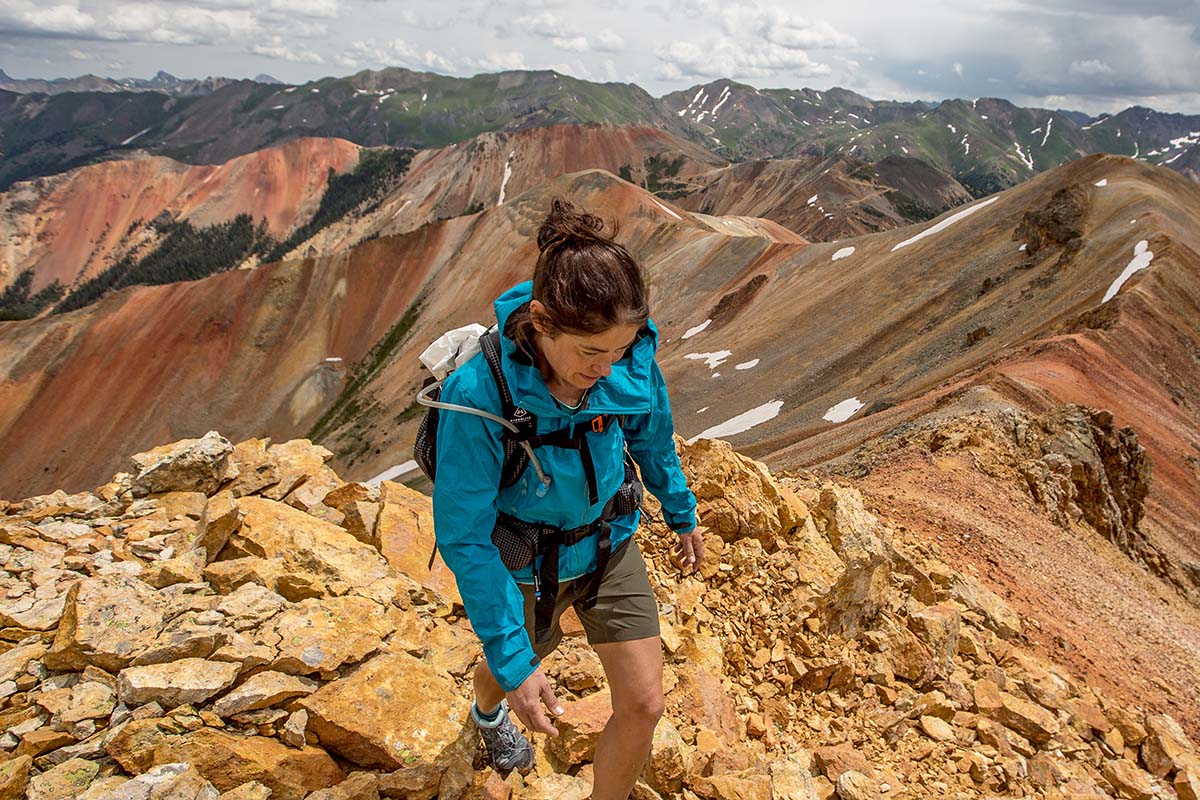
[673,527,706,574]
[506,669,563,736]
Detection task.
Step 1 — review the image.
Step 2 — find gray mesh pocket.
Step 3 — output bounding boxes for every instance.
[491,514,540,570]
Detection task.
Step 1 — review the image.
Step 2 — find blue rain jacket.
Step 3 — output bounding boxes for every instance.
[432,281,697,692]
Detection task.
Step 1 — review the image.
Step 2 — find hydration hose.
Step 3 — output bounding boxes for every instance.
[415,381,553,495]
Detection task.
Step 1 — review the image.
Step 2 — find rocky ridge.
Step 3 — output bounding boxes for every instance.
[1,429,1197,799]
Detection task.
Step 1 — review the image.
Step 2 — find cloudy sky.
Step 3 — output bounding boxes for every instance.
[2,0,1198,114]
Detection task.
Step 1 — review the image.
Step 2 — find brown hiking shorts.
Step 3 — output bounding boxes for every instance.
[518,536,661,659]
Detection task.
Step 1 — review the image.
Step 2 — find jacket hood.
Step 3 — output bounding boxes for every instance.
[492,281,660,417]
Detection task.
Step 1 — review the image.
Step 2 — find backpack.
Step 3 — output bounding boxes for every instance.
[413,326,621,500]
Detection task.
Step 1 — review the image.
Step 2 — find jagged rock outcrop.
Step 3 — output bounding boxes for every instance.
[922,403,1192,603]
[0,431,1196,799]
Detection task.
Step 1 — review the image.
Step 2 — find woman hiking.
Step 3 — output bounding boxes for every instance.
[428,197,703,799]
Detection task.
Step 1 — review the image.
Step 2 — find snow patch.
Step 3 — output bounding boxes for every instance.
[832,246,855,261]
[1019,243,1027,251]
[421,92,427,102]
[1012,142,1034,170]
[324,357,343,362]
[272,105,285,110]
[120,127,151,146]
[734,359,759,370]
[697,407,709,413]
[687,400,783,444]
[1041,118,1053,147]
[497,150,515,205]
[823,397,864,423]
[807,194,818,205]
[651,198,681,220]
[711,85,732,119]
[685,351,731,369]
[891,197,1000,251]
[366,460,418,486]
[1094,178,1108,187]
[1102,240,1153,303]
[681,319,711,339]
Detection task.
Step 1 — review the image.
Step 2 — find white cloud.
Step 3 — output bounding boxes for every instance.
[551,35,588,52]
[716,6,856,50]
[341,37,456,71]
[515,11,571,38]
[267,0,337,18]
[656,37,831,80]
[104,3,259,44]
[952,61,963,77]
[251,35,325,64]
[1069,58,1114,76]
[594,27,624,52]
[467,50,529,72]
[1,2,98,35]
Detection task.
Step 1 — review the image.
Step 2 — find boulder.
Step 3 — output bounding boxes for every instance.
[0,641,46,683]
[678,437,808,545]
[303,772,381,800]
[0,753,32,800]
[768,755,819,800]
[907,605,961,677]
[106,719,342,800]
[225,439,280,498]
[219,497,398,603]
[131,431,236,496]
[645,717,689,796]
[196,490,242,563]
[212,671,318,717]
[300,651,465,770]
[25,756,99,800]
[260,440,334,501]
[83,763,220,800]
[1102,758,1156,800]
[376,481,461,603]
[550,689,612,764]
[992,692,1061,744]
[262,595,403,675]
[45,575,170,671]
[1141,713,1196,777]
[117,658,241,708]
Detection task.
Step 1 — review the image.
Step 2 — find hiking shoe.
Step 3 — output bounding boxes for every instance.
[472,700,533,771]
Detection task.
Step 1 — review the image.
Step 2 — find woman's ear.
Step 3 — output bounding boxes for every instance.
[529,300,550,335]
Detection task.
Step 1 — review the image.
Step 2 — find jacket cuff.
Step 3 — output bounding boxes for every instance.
[492,647,540,693]
[666,514,696,533]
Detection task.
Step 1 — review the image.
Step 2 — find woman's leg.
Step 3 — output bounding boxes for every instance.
[590,635,665,800]
[474,660,507,713]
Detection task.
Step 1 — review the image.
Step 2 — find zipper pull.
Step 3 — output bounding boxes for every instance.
[533,571,541,599]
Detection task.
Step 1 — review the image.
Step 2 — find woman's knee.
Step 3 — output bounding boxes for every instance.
[614,686,665,724]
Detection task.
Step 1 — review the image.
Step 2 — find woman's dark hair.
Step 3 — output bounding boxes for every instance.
[512,198,648,346]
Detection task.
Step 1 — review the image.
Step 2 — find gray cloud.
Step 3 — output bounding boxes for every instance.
[0,0,1194,114]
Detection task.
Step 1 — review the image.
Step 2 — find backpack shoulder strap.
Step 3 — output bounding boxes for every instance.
[478,330,516,419]
[478,330,537,489]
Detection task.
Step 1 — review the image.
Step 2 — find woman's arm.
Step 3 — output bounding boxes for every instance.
[432,371,540,693]
[623,359,698,534]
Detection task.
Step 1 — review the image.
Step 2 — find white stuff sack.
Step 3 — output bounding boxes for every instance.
[418,323,489,380]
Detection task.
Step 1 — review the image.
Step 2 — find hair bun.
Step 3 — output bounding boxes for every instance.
[537,197,608,254]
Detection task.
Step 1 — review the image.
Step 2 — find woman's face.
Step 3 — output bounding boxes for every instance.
[531,301,640,394]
